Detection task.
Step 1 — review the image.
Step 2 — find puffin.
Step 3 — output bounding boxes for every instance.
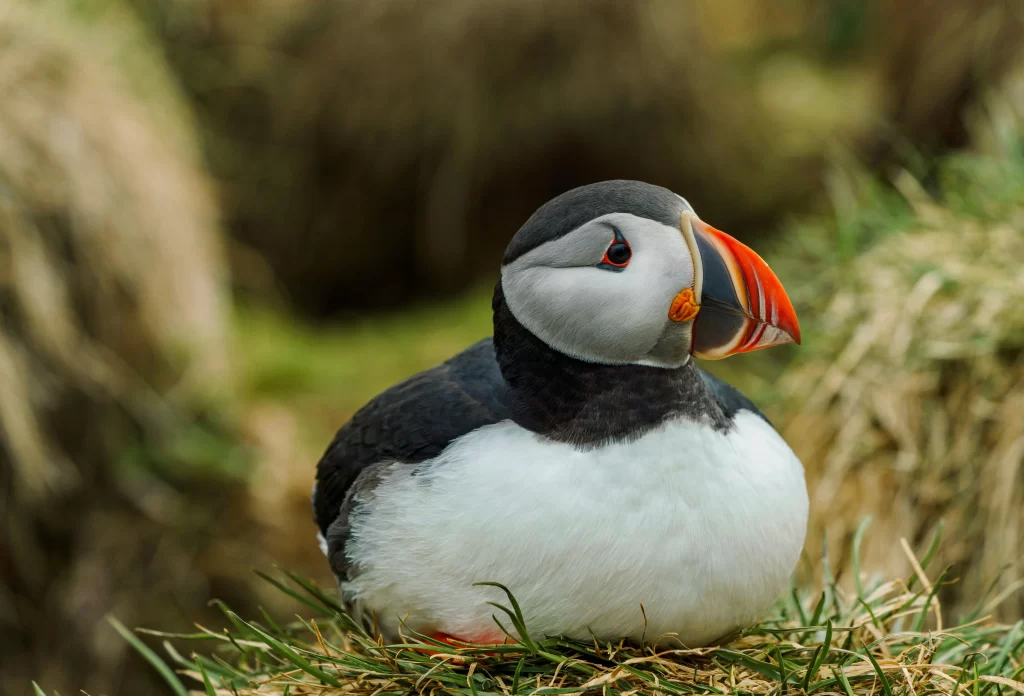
[313,180,808,647]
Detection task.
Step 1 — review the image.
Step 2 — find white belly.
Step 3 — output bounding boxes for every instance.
[344,411,808,646]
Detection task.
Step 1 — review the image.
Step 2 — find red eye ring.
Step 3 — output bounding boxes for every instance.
[599,233,632,270]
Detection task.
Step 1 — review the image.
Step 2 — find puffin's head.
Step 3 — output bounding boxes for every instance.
[500,180,800,368]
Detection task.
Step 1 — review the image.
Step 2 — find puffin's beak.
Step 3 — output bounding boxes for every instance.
[682,213,801,360]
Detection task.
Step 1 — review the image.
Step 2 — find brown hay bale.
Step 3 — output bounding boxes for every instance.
[0,3,235,693]
[780,175,1024,620]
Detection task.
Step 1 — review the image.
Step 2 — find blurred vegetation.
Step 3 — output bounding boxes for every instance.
[0,2,248,694]
[236,292,492,418]
[3,0,1024,694]
[129,0,873,314]
[125,0,1023,316]
[774,134,1024,623]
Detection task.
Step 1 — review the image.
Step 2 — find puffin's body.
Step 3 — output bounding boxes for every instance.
[315,181,808,646]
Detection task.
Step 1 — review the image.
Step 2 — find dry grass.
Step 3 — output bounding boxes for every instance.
[102,533,1024,696]
[0,0,229,495]
[774,112,1024,621]
[0,2,234,693]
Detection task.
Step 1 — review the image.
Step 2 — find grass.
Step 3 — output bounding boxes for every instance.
[233,288,494,412]
[88,528,1024,696]
[768,134,1024,621]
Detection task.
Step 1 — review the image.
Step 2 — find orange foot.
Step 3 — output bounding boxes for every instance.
[432,632,469,648]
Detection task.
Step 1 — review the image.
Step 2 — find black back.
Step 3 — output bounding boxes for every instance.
[313,339,509,535]
[313,283,768,538]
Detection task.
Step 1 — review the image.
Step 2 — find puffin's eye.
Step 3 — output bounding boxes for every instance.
[598,232,632,271]
[606,243,631,265]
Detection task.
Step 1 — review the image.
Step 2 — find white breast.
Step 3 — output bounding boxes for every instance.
[344,412,808,646]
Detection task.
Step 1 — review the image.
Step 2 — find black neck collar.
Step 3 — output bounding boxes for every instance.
[491,282,729,446]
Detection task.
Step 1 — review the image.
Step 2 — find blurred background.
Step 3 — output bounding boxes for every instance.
[2,0,1024,693]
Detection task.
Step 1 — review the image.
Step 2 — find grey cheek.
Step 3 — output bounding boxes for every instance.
[501,217,695,365]
[504,266,659,364]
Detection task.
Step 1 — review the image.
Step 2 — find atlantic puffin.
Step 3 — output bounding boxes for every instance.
[313,180,808,647]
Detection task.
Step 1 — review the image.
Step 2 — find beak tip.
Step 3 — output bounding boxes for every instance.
[773,288,801,347]
[789,324,802,346]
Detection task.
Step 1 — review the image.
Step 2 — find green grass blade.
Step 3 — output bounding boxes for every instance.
[136,629,225,641]
[791,582,808,626]
[908,521,943,591]
[808,592,827,628]
[804,618,833,691]
[857,597,883,630]
[952,654,976,696]
[799,592,829,645]
[611,663,694,696]
[773,645,790,691]
[252,570,329,615]
[230,611,343,687]
[210,653,255,683]
[161,639,242,683]
[839,625,856,663]
[477,582,540,654]
[32,682,47,696]
[802,644,824,692]
[280,568,347,615]
[106,616,188,696]
[913,567,951,633]
[259,606,284,635]
[512,656,526,694]
[210,599,260,641]
[831,666,855,696]
[989,621,1024,676]
[864,646,894,696]
[717,649,787,682]
[476,583,534,643]
[196,656,217,696]
[851,516,872,599]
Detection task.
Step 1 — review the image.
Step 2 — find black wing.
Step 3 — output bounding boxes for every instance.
[697,367,772,426]
[313,338,510,537]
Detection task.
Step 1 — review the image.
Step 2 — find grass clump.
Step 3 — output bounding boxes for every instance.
[773,145,1024,623]
[93,531,1024,696]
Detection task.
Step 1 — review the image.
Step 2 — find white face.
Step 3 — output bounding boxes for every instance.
[501,212,700,368]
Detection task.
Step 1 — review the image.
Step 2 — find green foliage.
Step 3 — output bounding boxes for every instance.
[106,616,188,696]
[115,415,252,485]
[233,288,493,414]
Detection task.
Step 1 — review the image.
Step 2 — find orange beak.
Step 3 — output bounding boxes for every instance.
[685,216,800,360]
